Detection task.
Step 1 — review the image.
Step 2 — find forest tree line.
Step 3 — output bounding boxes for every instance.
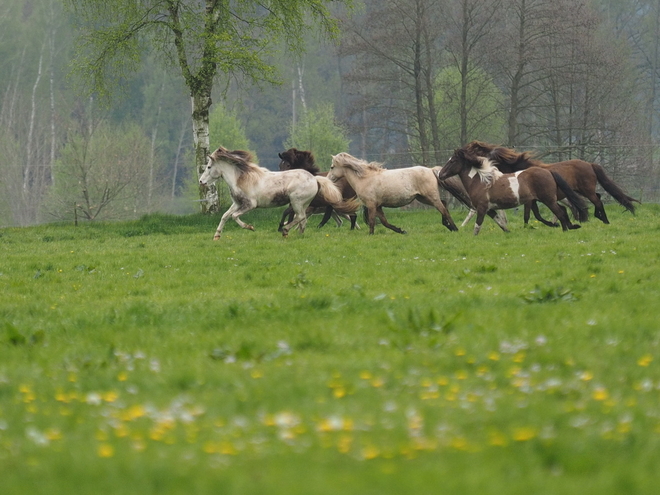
[1,0,659,226]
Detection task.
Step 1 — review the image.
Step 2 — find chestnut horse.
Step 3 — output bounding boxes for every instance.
[437,148,588,235]
[199,147,358,239]
[277,148,359,230]
[465,141,639,225]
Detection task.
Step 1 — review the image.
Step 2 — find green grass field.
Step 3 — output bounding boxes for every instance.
[2,204,660,494]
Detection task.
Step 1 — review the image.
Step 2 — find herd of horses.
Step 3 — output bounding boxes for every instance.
[198,142,640,239]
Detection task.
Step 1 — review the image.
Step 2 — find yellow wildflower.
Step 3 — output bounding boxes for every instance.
[512,427,536,442]
[98,444,114,458]
[637,354,653,367]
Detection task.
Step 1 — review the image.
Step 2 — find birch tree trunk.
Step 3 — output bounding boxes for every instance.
[192,92,217,213]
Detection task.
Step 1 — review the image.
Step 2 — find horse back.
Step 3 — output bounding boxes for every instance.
[542,160,596,192]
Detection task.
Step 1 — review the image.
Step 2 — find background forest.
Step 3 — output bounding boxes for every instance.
[1,0,659,227]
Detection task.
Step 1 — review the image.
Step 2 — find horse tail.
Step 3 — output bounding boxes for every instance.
[315,176,360,215]
[552,171,589,222]
[591,163,639,214]
[433,170,473,209]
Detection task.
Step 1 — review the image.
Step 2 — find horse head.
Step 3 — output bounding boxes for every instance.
[278,148,297,170]
[438,148,475,180]
[278,148,319,174]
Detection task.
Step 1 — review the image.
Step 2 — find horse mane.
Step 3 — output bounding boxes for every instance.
[489,147,541,171]
[279,148,321,175]
[210,147,262,176]
[465,141,498,157]
[333,152,384,178]
[464,141,541,171]
[472,156,503,186]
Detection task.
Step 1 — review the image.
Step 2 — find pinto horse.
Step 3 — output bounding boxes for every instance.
[328,152,466,234]
[465,141,639,225]
[277,148,359,230]
[199,147,358,239]
[437,148,588,235]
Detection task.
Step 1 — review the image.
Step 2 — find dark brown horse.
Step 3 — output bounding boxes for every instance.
[465,141,639,225]
[277,148,359,230]
[437,148,587,235]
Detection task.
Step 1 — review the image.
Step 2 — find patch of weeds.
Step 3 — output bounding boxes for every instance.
[522,285,579,303]
[75,265,97,273]
[474,264,497,273]
[289,271,310,289]
[305,296,333,310]
[3,323,45,346]
[210,341,292,363]
[387,308,459,350]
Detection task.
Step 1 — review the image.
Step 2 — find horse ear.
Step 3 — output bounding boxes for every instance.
[278,153,283,159]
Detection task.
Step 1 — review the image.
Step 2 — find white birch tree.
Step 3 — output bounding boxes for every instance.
[65,0,351,213]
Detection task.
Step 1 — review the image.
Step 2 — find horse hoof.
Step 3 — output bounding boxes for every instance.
[213,235,221,241]
[247,225,255,231]
[570,225,582,230]
[400,230,407,235]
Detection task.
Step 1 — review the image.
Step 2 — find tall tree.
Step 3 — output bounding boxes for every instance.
[340,0,447,166]
[65,0,350,213]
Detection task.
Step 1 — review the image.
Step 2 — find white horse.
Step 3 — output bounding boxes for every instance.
[328,152,459,234]
[199,147,358,239]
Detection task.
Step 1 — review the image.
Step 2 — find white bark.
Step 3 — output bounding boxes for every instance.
[192,93,218,213]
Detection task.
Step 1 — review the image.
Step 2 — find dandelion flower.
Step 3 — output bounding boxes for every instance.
[362,445,380,460]
[592,387,609,401]
[488,351,500,361]
[98,444,114,458]
[637,354,653,367]
[512,427,536,442]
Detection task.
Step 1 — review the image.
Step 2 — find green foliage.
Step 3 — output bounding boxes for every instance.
[45,122,156,221]
[284,103,351,170]
[1,205,660,493]
[435,65,505,147]
[65,0,348,100]
[522,285,579,304]
[208,103,255,159]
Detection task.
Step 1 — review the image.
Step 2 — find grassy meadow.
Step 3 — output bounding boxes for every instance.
[2,203,660,494]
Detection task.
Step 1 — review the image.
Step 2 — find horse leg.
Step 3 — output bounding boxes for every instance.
[282,203,309,237]
[547,202,580,231]
[214,203,239,240]
[331,211,345,228]
[461,209,476,227]
[376,206,406,234]
[365,206,377,234]
[317,206,334,228]
[487,209,509,232]
[589,192,609,224]
[425,196,458,231]
[529,201,559,227]
[523,203,531,226]
[349,213,359,230]
[214,202,255,240]
[278,206,294,232]
[473,209,488,236]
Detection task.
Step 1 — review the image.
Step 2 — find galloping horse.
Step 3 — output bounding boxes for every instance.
[437,148,588,235]
[328,152,463,234]
[465,141,639,225]
[199,147,358,239]
[277,148,359,230]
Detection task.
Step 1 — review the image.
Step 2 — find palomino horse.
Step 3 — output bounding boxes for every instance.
[328,152,464,234]
[465,141,639,225]
[199,147,358,239]
[437,148,588,235]
[277,148,359,230]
